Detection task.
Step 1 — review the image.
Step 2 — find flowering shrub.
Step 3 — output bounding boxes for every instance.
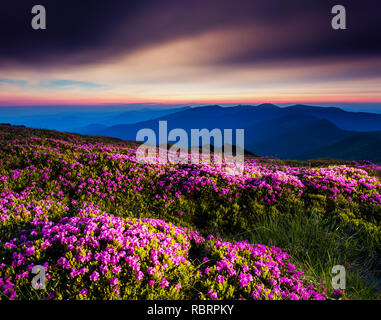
[0,204,328,300]
[301,166,381,203]
[0,206,200,300]
[195,237,327,300]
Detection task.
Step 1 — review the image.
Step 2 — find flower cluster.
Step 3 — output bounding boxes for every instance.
[196,237,326,300]
[0,206,200,300]
[0,204,328,300]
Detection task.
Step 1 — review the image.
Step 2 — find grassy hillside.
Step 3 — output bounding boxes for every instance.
[249,118,353,159]
[0,125,380,300]
[301,132,381,162]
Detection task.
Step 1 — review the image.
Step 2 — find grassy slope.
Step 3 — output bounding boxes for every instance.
[0,124,380,299]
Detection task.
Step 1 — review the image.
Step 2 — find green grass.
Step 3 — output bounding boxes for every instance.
[234,209,381,300]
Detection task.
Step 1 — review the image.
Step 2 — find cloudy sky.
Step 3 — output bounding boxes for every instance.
[0,0,380,106]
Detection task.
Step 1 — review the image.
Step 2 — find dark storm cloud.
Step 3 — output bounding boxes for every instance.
[0,0,380,69]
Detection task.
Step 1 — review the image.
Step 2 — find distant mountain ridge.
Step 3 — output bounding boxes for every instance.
[83,104,381,161]
[3,103,381,162]
[300,131,381,162]
[0,106,191,132]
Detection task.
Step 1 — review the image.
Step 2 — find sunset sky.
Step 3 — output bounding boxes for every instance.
[0,0,380,107]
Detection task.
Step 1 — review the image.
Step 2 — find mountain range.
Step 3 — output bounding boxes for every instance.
[0,106,190,132]
[81,104,381,162]
[2,103,381,162]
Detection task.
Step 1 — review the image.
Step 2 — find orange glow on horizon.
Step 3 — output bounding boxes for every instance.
[1,94,380,107]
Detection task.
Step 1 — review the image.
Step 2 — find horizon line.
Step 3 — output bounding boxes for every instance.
[1,101,381,108]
